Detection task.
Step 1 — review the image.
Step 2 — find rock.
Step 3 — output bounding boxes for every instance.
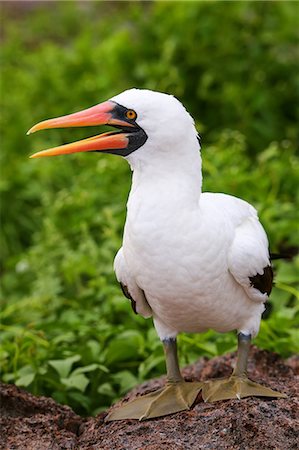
[0,382,83,450]
[1,347,298,450]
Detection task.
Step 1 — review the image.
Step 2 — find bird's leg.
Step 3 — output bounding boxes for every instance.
[105,338,203,421]
[202,332,286,402]
[233,331,251,377]
[164,337,184,383]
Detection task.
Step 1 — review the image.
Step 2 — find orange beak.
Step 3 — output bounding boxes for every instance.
[28,101,134,158]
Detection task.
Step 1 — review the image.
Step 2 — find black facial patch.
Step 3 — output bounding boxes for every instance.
[96,101,148,157]
[104,129,148,157]
[110,101,138,129]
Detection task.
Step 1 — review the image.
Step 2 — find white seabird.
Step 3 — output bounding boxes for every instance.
[28,88,285,421]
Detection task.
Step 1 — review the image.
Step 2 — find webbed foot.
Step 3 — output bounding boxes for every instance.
[105,380,203,421]
[202,375,286,402]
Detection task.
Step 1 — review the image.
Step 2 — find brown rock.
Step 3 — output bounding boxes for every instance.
[1,347,298,450]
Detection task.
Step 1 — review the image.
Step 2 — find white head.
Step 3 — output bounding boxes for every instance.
[112,88,199,160]
[28,88,201,174]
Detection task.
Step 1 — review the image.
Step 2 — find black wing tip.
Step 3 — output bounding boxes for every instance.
[249,265,273,296]
[120,282,138,314]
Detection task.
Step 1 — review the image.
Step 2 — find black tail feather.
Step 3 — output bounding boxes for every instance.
[270,251,297,261]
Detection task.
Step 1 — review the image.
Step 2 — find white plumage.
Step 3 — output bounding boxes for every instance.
[29,87,284,420]
[113,89,269,341]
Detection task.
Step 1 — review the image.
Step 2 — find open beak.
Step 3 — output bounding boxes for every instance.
[28,101,134,158]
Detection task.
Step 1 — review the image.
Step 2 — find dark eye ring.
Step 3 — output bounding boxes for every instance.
[126,110,137,120]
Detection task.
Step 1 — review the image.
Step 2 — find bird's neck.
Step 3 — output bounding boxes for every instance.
[127,145,202,214]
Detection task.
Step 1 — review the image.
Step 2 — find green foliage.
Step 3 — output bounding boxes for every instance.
[1,2,298,416]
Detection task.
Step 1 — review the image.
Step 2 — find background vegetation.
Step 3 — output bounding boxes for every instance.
[1,1,298,416]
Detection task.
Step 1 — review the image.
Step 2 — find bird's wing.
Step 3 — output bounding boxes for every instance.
[227,204,273,303]
[114,248,152,318]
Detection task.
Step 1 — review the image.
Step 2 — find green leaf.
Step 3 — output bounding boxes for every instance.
[106,330,144,364]
[112,370,138,394]
[61,373,89,392]
[72,363,109,375]
[49,355,81,378]
[16,373,35,387]
[97,382,115,397]
[139,355,165,379]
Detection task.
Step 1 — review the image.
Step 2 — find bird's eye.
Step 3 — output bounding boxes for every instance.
[125,110,137,120]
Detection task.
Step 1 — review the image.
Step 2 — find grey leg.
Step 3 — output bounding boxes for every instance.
[163,338,184,383]
[233,332,251,377]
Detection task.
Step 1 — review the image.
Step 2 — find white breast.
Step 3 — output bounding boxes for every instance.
[121,188,265,340]
[115,130,267,341]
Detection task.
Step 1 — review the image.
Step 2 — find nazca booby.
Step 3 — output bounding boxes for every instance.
[28,88,285,420]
